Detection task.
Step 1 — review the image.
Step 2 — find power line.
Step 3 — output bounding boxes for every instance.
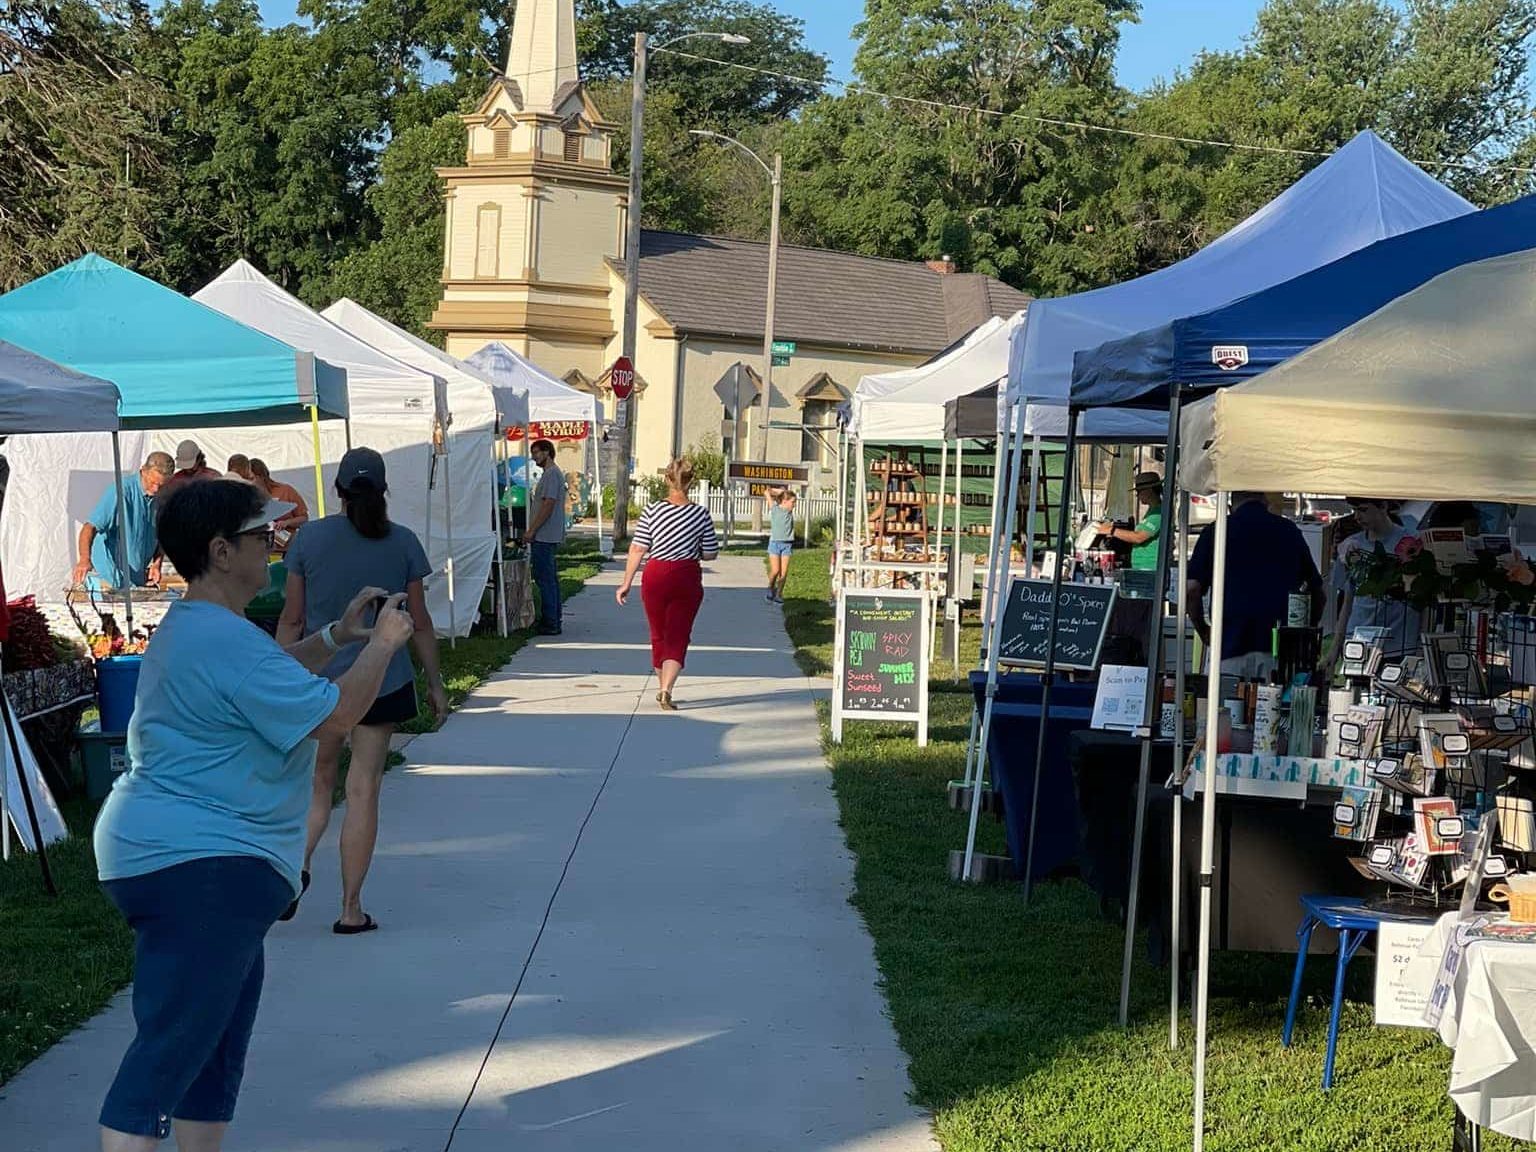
[653,47,1536,178]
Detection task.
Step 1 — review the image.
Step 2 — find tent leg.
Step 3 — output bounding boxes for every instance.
[1,674,56,896]
[1119,385,1183,1027]
[961,401,1029,879]
[1171,489,1190,1049]
[1023,435,1042,575]
[444,433,457,649]
[592,421,608,554]
[110,433,134,635]
[310,405,327,518]
[960,414,1013,792]
[932,440,948,660]
[1193,491,1230,1152]
[1022,409,1080,905]
[494,424,508,639]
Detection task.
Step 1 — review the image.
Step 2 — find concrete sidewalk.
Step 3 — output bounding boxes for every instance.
[0,555,936,1152]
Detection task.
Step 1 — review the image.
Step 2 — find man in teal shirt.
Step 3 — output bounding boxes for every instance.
[72,451,174,589]
[1096,470,1163,572]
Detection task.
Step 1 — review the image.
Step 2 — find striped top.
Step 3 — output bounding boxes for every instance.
[633,500,719,561]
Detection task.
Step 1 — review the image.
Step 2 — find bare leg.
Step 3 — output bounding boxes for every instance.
[338,724,393,927]
[173,1119,228,1151]
[778,556,791,596]
[303,733,345,873]
[102,1128,159,1152]
[658,659,683,695]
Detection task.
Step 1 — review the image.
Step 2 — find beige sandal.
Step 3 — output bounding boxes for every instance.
[657,691,678,711]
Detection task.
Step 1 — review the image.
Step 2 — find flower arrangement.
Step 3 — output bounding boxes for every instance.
[1345,536,1536,612]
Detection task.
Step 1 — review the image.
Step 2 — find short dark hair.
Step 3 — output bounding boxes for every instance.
[157,480,265,581]
[531,439,555,457]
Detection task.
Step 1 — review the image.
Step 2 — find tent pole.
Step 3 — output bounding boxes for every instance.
[494,420,508,639]
[1021,408,1080,904]
[444,425,457,649]
[1170,488,1190,1049]
[961,401,1029,880]
[1119,385,1183,1028]
[958,411,1007,792]
[310,405,326,518]
[853,439,867,588]
[110,433,133,635]
[951,435,964,679]
[960,413,1013,791]
[592,419,608,554]
[1,669,57,895]
[933,439,948,660]
[1023,435,1042,575]
[1193,490,1230,1152]
[345,418,353,452]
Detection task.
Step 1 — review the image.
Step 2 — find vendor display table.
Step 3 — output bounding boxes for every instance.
[1414,913,1536,1142]
[1186,752,1371,801]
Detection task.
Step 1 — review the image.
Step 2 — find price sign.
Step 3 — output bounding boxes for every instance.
[610,355,635,400]
[832,588,929,746]
[1374,920,1434,1028]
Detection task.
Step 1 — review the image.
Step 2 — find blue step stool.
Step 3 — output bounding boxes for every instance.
[1282,894,1435,1089]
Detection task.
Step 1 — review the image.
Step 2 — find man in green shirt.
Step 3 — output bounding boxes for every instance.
[1096,470,1163,571]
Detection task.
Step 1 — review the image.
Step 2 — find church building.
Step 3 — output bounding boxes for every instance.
[429,0,1029,484]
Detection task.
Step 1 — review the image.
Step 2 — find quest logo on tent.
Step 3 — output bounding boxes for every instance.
[1211,345,1249,371]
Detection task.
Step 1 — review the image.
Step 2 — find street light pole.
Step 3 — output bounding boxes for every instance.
[757,151,781,464]
[614,31,749,543]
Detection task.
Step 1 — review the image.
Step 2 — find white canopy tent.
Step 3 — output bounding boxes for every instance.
[322,299,524,636]
[466,341,598,424]
[1175,247,1536,1151]
[191,262,496,638]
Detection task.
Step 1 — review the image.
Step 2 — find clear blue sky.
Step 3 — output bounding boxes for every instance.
[253,0,1265,91]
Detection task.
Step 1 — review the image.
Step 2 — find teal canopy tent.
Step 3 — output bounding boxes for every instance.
[0,254,347,427]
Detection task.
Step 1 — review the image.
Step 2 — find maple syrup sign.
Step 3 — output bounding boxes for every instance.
[506,421,590,441]
[832,588,929,746]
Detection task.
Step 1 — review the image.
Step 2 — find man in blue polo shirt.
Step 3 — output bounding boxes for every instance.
[1187,491,1322,678]
[72,452,175,590]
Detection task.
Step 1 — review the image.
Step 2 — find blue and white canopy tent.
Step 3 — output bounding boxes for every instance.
[0,255,347,623]
[964,134,1475,1016]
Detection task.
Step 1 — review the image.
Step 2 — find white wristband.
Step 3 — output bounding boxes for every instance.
[320,622,340,652]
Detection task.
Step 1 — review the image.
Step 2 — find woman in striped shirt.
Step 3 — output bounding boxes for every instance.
[616,458,720,710]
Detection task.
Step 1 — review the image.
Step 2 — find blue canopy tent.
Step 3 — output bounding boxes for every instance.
[0,254,347,428]
[967,134,1475,1057]
[0,255,349,641]
[1073,190,1536,407]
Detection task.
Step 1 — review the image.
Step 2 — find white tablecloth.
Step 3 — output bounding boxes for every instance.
[1410,912,1536,1140]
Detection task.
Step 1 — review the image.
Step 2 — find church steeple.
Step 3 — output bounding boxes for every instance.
[504,0,579,113]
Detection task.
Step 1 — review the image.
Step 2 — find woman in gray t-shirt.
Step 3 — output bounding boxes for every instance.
[276,447,447,933]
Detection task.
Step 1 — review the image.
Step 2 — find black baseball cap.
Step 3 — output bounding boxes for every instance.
[337,447,386,492]
[1133,470,1163,490]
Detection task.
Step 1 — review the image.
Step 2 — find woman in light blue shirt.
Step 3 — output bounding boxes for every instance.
[94,480,414,1152]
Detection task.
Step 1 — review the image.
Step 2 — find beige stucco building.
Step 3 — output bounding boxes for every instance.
[429,0,1028,486]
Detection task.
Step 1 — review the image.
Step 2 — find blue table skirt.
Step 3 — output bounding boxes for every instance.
[970,671,1100,882]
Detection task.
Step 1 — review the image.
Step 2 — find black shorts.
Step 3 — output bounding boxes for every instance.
[361,681,418,727]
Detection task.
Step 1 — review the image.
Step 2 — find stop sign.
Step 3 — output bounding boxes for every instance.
[611,355,635,400]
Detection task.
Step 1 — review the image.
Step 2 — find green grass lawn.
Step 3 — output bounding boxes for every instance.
[0,540,606,1087]
[779,547,1509,1152]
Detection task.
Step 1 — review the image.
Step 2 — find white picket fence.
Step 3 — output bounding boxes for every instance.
[688,482,837,532]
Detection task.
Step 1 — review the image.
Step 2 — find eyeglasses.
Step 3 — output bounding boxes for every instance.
[234,527,275,549]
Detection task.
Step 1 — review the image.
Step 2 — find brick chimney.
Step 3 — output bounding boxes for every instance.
[926,255,955,275]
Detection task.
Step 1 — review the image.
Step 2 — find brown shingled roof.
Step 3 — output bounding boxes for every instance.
[614,231,1030,355]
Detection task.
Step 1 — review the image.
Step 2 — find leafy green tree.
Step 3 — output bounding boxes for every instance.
[781,0,1141,293]
[319,114,466,335]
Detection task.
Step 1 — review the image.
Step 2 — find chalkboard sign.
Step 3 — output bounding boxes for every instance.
[996,578,1116,672]
[832,588,929,746]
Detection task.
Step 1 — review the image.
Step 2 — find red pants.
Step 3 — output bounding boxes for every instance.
[641,559,704,669]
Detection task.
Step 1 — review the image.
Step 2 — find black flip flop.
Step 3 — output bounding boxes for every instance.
[333,914,379,936]
[278,869,311,923]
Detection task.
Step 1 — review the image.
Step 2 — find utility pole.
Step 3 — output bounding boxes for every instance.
[757,151,781,464]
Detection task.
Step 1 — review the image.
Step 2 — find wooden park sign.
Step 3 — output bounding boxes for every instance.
[832,588,929,746]
[725,461,810,486]
[997,578,1116,672]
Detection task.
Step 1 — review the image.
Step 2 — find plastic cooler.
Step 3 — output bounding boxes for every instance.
[95,654,143,734]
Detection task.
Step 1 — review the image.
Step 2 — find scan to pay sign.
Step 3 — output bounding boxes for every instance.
[833,588,930,747]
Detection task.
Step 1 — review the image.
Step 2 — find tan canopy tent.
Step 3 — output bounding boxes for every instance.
[1180,247,1536,505]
